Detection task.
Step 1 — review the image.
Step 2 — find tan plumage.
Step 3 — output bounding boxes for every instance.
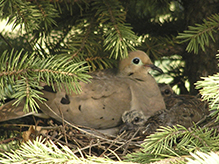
[120,83,209,137]
[144,96,209,135]
[158,83,176,98]
[0,99,49,122]
[39,50,165,129]
[0,50,165,132]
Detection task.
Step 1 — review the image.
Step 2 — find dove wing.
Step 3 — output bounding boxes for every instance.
[39,74,132,129]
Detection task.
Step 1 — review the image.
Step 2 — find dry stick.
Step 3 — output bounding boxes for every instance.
[72,138,83,150]
[43,102,138,146]
[103,130,142,158]
[122,128,141,155]
[32,116,44,134]
[55,138,76,149]
[44,103,105,138]
[0,124,36,127]
[99,131,126,157]
[113,138,141,157]
[107,148,122,161]
[55,102,68,144]
[89,139,94,156]
[0,33,13,49]
[73,141,109,154]
[105,129,141,158]
[0,137,21,144]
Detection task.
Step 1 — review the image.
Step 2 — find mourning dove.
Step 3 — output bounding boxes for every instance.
[158,83,178,110]
[39,50,165,129]
[0,99,49,122]
[158,83,176,98]
[119,84,209,136]
[119,109,147,136]
[144,95,209,135]
[0,50,165,132]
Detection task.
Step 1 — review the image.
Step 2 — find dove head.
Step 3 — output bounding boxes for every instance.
[122,109,146,126]
[158,83,175,98]
[119,109,147,134]
[118,50,163,77]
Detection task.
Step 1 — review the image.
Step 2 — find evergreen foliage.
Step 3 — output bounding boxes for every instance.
[0,136,135,164]
[125,125,219,163]
[1,0,219,164]
[186,151,219,164]
[0,49,90,112]
[177,14,219,54]
[195,54,219,121]
[0,0,139,112]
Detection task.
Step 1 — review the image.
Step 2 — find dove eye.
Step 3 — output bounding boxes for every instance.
[164,89,170,95]
[132,57,141,65]
[134,117,140,122]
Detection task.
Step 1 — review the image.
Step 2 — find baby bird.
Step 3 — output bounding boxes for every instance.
[158,83,176,98]
[119,109,147,139]
[119,110,146,133]
[119,83,209,138]
[144,96,209,135]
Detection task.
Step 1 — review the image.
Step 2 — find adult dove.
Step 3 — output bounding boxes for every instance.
[39,50,165,129]
[0,50,165,131]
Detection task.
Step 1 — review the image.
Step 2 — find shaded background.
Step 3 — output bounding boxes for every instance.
[1,0,219,95]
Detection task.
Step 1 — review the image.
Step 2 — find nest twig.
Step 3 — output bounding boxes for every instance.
[0,114,143,161]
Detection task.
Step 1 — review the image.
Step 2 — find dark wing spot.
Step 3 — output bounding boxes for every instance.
[78,105,81,111]
[128,72,134,76]
[100,117,103,119]
[43,97,49,101]
[66,109,69,112]
[43,85,57,93]
[60,94,70,104]
[135,78,144,81]
[112,118,114,120]
[103,104,105,109]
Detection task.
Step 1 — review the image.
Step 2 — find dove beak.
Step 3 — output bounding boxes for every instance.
[119,121,133,134]
[146,64,163,74]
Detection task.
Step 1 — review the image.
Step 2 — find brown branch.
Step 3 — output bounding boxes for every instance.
[33,68,78,77]
[0,33,13,49]
[0,69,27,77]
[105,2,124,41]
[70,18,94,60]
[35,0,47,17]
[0,68,78,78]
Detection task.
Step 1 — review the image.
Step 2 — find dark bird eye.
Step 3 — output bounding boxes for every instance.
[164,89,170,95]
[132,57,140,65]
[134,117,139,122]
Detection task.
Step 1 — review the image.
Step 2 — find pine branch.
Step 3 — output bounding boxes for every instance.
[64,15,115,71]
[195,74,219,121]
[0,33,13,49]
[0,49,91,112]
[93,0,138,59]
[67,17,101,59]
[0,136,134,164]
[138,35,178,59]
[186,151,219,164]
[1,0,59,33]
[125,125,219,163]
[177,13,219,54]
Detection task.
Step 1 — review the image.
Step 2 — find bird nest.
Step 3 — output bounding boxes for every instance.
[0,115,143,161]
